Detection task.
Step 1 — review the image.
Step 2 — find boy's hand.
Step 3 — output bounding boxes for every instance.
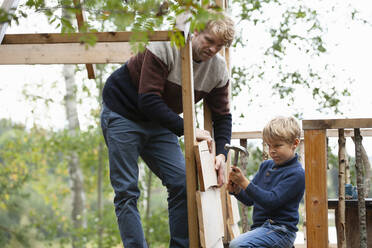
[227,179,241,194]
[229,166,250,190]
[215,154,226,187]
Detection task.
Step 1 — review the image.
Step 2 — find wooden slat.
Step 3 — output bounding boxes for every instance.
[232,129,372,140]
[196,189,224,248]
[303,118,372,130]
[181,36,200,247]
[1,31,172,44]
[231,131,263,139]
[304,129,328,248]
[227,194,240,225]
[0,0,20,43]
[0,43,134,64]
[194,141,218,192]
[73,0,95,79]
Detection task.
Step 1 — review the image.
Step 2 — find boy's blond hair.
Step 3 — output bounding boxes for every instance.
[204,12,235,47]
[263,116,301,144]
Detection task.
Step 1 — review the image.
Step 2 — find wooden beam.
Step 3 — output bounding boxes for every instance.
[0,42,134,64]
[231,129,372,140]
[181,37,200,247]
[303,118,372,130]
[1,31,172,44]
[0,0,20,43]
[304,129,328,248]
[73,0,95,79]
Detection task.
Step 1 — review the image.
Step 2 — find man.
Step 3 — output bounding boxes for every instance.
[100,12,235,247]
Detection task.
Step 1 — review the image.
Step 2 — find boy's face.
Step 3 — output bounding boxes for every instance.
[266,138,299,165]
[191,30,225,62]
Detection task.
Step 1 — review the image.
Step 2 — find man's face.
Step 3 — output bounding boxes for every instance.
[192,30,225,62]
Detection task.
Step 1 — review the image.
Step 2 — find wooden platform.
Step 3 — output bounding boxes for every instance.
[328,198,372,247]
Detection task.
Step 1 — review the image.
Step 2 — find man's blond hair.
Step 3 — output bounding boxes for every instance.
[263,116,301,144]
[204,12,235,47]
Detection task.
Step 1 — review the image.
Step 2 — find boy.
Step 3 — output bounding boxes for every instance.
[228,116,305,248]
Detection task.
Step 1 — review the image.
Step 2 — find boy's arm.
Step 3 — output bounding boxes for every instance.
[244,167,305,211]
[232,186,254,206]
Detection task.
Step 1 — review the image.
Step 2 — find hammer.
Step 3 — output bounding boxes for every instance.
[224,143,249,167]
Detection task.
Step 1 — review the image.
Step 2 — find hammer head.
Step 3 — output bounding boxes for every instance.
[224,143,249,166]
[224,144,249,156]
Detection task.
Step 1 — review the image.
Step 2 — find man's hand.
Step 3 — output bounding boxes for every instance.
[195,128,213,152]
[215,154,226,187]
[229,166,250,190]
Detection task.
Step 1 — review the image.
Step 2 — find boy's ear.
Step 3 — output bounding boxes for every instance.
[293,138,300,148]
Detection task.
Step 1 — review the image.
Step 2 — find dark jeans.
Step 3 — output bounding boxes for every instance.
[101,104,189,247]
[229,220,296,248]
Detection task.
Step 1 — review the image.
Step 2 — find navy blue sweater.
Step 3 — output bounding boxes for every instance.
[235,154,305,232]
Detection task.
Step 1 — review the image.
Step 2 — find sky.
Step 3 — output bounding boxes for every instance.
[0,0,371,153]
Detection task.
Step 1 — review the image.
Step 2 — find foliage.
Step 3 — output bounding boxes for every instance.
[230,0,352,117]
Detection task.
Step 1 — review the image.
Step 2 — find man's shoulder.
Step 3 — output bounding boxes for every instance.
[146,42,179,66]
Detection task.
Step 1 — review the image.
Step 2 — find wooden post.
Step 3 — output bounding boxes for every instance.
[304,129,328,248]
[181,36,199,247]
[337,129,347,248]
[239,138,250,233]
[354,128,368,248]
[262,142,269,160]
[73,0,96,79]
[299,139,307,244]
[352,136,371,197]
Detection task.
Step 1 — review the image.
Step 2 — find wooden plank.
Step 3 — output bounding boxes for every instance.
[2,31,172,44]
[226,192,240,225]
[0,0,20,43]
[181,36,199,247]
[0,42,134,64]
[303,118,372,130]
[194,141,218,191]
[227,223,240,240]
[196,189,224,248]
[232,129,372,140]
[73,0,95,79]
[304,129,328,248]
